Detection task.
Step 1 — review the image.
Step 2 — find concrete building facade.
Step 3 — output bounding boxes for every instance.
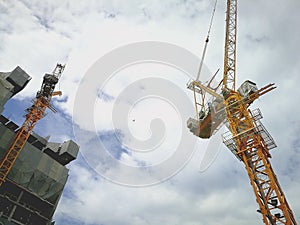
[0,67,79,225]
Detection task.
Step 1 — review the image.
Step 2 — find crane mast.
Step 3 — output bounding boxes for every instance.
[222,1,297,224]
[187,0,298,224]
[0,64,64,187]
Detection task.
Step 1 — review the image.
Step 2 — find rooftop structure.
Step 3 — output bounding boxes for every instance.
[0,66,79,225]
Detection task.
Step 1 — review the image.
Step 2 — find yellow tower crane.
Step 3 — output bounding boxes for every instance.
[187,1,298,224]
[0,64,64,187]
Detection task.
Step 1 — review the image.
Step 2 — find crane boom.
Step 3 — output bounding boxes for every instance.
[187,0,298,224]
[223,0,237,91]
[0,64,64,187]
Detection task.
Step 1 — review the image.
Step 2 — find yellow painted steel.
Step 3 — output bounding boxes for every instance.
[0,98,48,186]
[221,1,298,224]
[189,0,298,223]
[223,91,297,225]
[0,64,64,187]
[223,0,237,91]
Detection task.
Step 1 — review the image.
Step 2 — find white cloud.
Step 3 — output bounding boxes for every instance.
[1,0,300,224]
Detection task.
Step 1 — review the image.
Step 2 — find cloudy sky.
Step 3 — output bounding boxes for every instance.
[1,0,300,224]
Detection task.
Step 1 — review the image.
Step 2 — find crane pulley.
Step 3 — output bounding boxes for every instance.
[0,64,64,187]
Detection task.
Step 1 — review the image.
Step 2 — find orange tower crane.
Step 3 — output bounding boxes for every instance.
[0,64,64,187]
[187,1,298,224]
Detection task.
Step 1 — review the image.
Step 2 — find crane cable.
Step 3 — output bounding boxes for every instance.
[195,0,218,81]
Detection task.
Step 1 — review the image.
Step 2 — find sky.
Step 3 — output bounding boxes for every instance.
[1,0,300,225]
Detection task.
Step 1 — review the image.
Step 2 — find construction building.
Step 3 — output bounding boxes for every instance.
[0,66,79,225]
